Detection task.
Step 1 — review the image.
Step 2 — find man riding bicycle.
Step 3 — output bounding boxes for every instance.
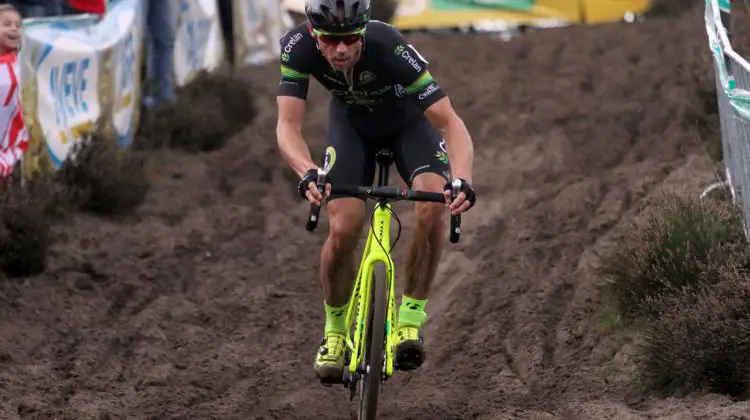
[275,0,477,384]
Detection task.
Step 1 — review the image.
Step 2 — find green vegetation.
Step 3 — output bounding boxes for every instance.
[598,192,750,397]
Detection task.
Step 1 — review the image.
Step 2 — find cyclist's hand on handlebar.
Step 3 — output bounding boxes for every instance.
[297,168,331,206]
[305,181,331,206]
[444,178,476,216]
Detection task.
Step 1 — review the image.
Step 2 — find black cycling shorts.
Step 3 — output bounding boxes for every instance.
[323,100,451,202]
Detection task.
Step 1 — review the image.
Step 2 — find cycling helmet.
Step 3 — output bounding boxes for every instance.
[305,0,371,33]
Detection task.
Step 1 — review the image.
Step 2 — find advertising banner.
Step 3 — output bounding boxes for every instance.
[19,0,142,174]
[282,0,652,30]
[173,0,225,86]
[232,0,293,67]
[109,0,144,148]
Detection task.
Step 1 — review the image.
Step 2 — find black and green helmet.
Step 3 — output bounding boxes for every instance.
[305,0,372,33]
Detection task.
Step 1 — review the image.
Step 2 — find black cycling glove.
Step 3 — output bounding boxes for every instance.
[297,168,320,200]
[445,178,476,209]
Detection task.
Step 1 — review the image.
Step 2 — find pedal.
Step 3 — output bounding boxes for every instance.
[317,372,345,387]
[394,342,426,372]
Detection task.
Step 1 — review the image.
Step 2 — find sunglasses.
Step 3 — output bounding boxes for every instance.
[313,27,365,46]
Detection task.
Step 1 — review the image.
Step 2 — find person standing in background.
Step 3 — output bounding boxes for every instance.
[142,0,175,109]
[59,0,105,16]
[0,5,28,186]
[9,0,48,18]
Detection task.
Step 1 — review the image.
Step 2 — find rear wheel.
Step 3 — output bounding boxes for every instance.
[358,264,387,420]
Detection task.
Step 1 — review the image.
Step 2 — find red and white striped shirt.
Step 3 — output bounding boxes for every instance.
[0,50,28,179]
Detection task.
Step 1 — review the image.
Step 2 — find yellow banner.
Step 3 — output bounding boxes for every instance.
[282,0,653,30]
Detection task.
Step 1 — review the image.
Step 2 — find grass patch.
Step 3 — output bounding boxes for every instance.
[0,173,65,278]
[597,191,750,398]
[57,134,151,216]
[636,255,750,397]
[135,68,258,153]
[598,192,744,322]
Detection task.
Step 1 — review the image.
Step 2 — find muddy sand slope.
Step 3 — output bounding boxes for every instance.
[1,5,749,420]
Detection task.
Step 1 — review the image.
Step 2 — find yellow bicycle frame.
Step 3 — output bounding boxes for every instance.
[344,201,398,378]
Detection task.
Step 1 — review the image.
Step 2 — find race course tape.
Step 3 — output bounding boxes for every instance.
[18,0,289,177]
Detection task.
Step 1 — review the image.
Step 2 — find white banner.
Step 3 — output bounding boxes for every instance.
[232,0,293,66]
[19,0,142,171]
[111,0,143,147]
[35,36,100,167]
[173,0,225,86]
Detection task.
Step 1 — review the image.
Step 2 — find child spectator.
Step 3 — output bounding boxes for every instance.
[0,4,27,185]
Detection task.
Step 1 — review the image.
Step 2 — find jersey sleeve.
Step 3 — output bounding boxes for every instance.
[383,29,446,110]
[277,29,311,100]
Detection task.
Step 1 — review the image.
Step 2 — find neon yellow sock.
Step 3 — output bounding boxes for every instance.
[324,301,349,335]
[398,295,427,328]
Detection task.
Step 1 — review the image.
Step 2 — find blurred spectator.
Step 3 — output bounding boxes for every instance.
[218,0,233,66]
[0,5,28,184]
[9,1,48,18]
[60,0,105,16]
[142,0,175,109]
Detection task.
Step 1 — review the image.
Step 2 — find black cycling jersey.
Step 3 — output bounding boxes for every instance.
[277,20,446,114]
[277,20,452,198]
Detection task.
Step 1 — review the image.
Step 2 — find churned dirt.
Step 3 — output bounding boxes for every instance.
[1,3,748,420]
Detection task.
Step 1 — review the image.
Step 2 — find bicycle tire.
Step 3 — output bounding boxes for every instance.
[358,263,387,420]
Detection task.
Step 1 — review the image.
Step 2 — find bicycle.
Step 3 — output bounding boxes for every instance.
[304,147,462,420]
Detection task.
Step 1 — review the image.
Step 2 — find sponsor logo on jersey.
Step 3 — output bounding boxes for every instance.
[359,71,376,85]
[394,84,407,97]
[395,44,427,73]
[284,33,304,54]
[330,84,392,98]
[323,73,346,85]
[418,83,438,100]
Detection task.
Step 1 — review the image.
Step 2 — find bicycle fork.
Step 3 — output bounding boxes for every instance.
[344,202,397,380]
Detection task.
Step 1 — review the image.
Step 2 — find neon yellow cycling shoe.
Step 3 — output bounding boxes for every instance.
[394,325,426,372]
[314,332,347,384]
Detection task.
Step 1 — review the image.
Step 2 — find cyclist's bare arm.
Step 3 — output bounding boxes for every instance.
[424,96,474,186]
[276,96,327,205]
[276,96,316,178]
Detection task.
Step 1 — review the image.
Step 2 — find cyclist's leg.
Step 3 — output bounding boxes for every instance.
[390,115,451,371]
[314,105,375,384]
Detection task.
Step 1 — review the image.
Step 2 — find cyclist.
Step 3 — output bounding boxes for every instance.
[275,0,477,384]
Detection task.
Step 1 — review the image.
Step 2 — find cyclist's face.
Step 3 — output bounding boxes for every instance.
[315,30,363,70]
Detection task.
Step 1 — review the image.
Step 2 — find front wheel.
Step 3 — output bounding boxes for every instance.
[358,264,387,420]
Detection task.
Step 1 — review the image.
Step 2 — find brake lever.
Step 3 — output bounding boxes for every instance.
[449,179,461,243]
[305,168,328,232]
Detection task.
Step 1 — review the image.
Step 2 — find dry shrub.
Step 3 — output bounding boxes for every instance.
[135,69,258,153]
[598,192,744,322]
[0,174,64,277]
[638,254,750,397]
[57,134,150,216]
